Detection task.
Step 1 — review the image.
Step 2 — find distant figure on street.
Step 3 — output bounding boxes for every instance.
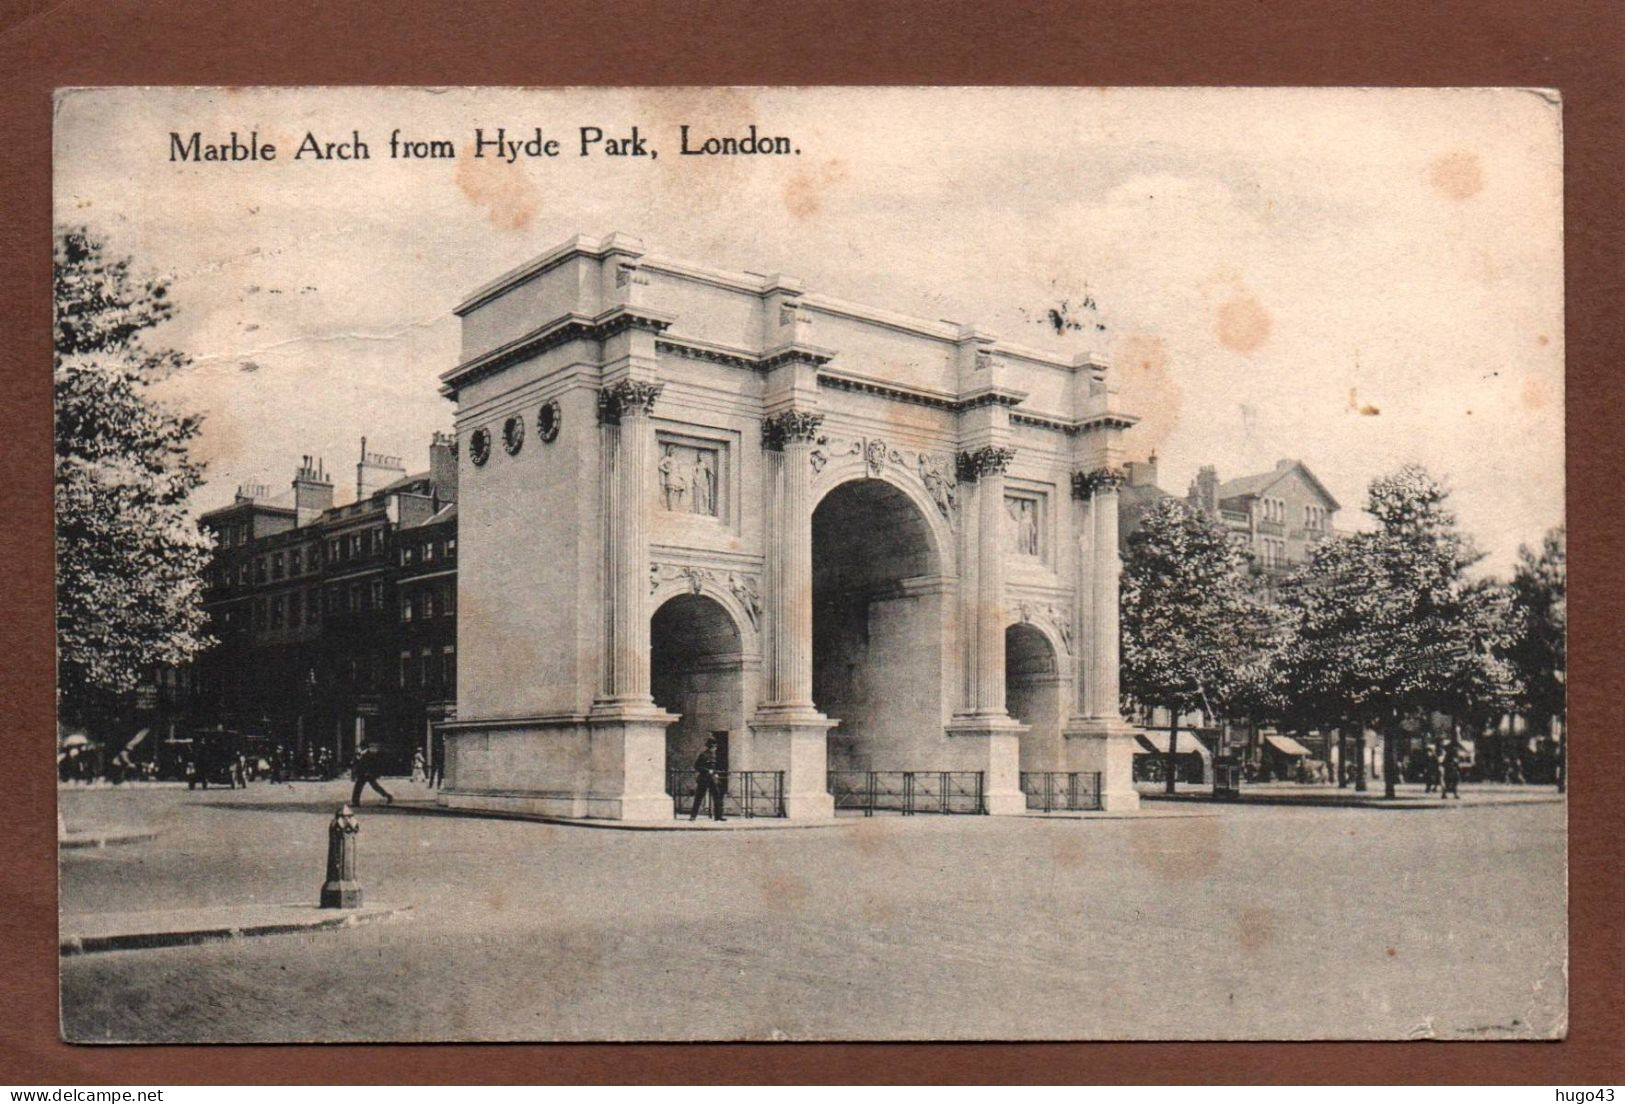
[1440,739,1462,800]
[1424,742,1441,793]
[429,728,446,789]
[688,735,726,822]
[350,741,394,806]
[411,748,428,784]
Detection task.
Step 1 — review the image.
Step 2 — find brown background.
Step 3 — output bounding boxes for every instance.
[1,0,1620,1084]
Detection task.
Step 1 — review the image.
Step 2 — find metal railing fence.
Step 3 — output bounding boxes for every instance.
[827,770,986,816]
[668,769,786,819]
[1019,771,1104,812]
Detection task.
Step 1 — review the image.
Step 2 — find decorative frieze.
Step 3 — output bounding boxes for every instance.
[649,562,764,631]
[1016,598,1075,655]
[956,445,1017,482]
[761,409,824,451]
[598,380,664,425]
[811,432,959,522]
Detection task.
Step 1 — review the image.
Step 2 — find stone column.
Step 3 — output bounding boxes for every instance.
[968,446,1017,714]
[587,379,677,822]
[1062,466,1139,810]
[1090,467,1126,720]
[945,445,1025,814]
[749,409,834,819]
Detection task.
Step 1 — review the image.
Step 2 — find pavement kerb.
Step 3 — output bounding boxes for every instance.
[59,904,411,956]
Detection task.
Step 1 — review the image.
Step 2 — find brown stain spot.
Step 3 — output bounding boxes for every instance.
[1112,334,1182,458]
[1050,832,1088,869]
[1386,946,1398,957]
[1130,815,1223,882]
[1347,387,1380,417]
[1237,905,1276,953]
[1537,334,1550,346]
[759,868,810,910]
[846,817,897,857]
[1521,376,1553,411]
[454,155,540,232]
[1216,294,1272,354]
[1429,150,1485,201]
[783,159,848,220]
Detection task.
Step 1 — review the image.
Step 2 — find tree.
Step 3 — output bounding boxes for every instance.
[1505,526,1566,788]
[1278,465,1514,797]
[1121,497,1279,793]
[55,225,213,729]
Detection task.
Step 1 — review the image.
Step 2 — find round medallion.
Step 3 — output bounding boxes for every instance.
[537,399,561,443]
[469,427,492,467]
[503,414,525,455]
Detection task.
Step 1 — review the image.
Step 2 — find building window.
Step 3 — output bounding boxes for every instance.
[400,651,412,688]
[424,592,435,619]
[349,583,362,612]
[307,589,321,620]
[402,546,414,566]
[442,645,456,691]
[371,579,385,609]
[420,647,433,687]
[290,549,302,575]
[401,596,413,623]
[423,541,434,562]
[270,595,284,628]
[327,539,339,563]
[289,596,301,628]
[446,537,456,557]
[443,582,455,615]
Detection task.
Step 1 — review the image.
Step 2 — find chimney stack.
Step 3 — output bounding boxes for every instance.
[429,431,458,506]
[293,454,334,525]
[1188,465,1220,517]
[355,436,406,501]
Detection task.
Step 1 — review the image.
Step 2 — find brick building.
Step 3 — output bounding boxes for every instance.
[190,433,457,772]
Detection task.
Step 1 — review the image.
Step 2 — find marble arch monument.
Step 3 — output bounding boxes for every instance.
[437,233,1141,820]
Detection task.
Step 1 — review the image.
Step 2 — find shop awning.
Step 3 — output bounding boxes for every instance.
[1265,733,1313,757]
[1135,730,1211,758]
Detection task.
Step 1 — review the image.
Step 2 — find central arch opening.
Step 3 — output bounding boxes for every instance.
[651,593,745,778]
[812,478,945,771]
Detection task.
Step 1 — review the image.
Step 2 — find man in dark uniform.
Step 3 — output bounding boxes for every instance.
[688,735,726,822]
[350,741,394,806]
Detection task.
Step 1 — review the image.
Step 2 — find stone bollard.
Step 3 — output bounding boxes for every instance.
[319,804,362,909]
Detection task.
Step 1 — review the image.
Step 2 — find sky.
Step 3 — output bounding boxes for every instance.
[53,87,1564,573]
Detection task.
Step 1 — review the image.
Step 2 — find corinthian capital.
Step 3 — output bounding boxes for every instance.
[955,445,1017,482]
[1071,466,1128,499]
[761,409,824,451]
[597,379,664,424]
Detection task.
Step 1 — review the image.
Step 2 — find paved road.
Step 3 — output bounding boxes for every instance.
[58,781,1566,1042]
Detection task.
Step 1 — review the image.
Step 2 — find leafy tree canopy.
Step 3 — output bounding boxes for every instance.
[55,226,213,726]
[1120,496,1279,720]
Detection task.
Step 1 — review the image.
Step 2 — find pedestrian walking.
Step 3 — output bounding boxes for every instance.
[411,748,428,785]
[1441,739,1462,800]
[1424,742,1440,794]
[429,727,446,789]
[688,735,726,822]
[350,741,394,806]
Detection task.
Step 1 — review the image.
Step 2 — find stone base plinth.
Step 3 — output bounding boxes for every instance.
[749,707,835,820]
[945,715,1027,815]
[1063,716,1142,811]
[440,703,678,823]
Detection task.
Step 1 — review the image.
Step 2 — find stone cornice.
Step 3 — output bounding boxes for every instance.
[440,306,676,399]
[655,336,836,373]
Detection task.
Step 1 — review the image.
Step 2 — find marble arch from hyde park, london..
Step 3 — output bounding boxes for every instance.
[436,233,1142,821]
